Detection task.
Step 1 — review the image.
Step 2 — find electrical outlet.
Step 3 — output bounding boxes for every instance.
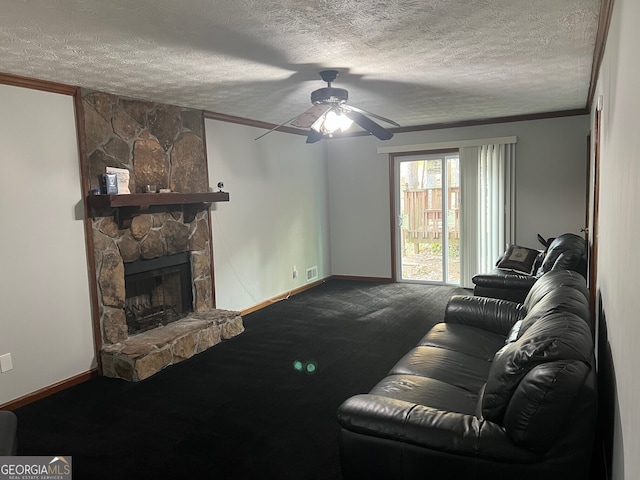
[0,353,13,373]
[292,266,298,279]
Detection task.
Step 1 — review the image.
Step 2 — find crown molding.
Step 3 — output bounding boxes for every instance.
[0,72,77,95]
[207,107,589,140]
[586,0,615,111]
[204,111,308,136]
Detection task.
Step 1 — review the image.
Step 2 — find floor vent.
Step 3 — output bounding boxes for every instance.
[306,266,318,282]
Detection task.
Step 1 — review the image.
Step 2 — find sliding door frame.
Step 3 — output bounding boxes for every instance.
[388,148,459,283]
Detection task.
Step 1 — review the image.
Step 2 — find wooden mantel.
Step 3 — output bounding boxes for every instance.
[87,191,229,209]
[87,191,229,227]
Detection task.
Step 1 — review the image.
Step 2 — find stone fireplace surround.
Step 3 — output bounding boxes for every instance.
[81,89,243,381]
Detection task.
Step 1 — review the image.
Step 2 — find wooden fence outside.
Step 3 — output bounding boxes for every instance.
[402,188,460,249]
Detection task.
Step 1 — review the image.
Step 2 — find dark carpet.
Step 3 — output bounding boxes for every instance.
[14,279,468,480]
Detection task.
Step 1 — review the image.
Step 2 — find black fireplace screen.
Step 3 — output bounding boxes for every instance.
[124,252,193,335]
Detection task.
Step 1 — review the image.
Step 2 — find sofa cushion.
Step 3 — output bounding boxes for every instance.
[522,269,589,311]
[536,233,587,276]
[419,323,507,361]
[370,374,478,415]
[0,411,18,456]
[503,360,591,452]
[481,311,592,423]
[500,270,589,342]
[389,346,492,394]
[516,286,590,339]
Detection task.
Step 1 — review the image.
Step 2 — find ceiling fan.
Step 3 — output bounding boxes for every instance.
[255,70,400,143]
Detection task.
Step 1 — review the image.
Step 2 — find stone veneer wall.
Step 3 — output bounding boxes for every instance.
[80,90,243,377]
[82,89,208,194]
[92,211,214,344]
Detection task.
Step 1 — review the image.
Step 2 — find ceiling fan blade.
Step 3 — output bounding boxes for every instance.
[344,110,394,141]
[306,129,324,144]
[254,114,301,141]
[291,104,331,128]
[347,105,401,127]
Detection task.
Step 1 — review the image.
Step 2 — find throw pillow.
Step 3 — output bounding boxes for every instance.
[496,244,540,274]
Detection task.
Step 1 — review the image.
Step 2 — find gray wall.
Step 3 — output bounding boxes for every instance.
[592,0,640,477]
[326,116,589,278]
[0,84,95,406]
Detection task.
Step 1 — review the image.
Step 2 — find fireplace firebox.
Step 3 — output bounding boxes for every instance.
[124,252,193,335]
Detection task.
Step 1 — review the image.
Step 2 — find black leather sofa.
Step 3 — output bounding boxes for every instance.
[0,410,18,456]
[337,270,596,480]
[472,233,587,303]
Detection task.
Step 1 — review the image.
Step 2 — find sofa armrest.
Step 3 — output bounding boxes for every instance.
[0,411,18,456]
[472,270,538,290]
[337,394,537,462]
[444,295,525,336]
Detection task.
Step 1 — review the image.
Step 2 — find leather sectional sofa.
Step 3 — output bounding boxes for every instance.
[337,270,596,479]
[472,233,588,303]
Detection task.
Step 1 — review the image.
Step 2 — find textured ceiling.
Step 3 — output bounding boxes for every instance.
[1,0,600,128]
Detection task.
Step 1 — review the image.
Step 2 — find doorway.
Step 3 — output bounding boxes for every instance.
[393,152,460,284]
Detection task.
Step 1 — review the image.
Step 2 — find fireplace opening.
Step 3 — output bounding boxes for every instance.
[124,252,193,335]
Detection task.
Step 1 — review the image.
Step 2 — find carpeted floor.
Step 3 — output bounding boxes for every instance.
[14,279,469,480]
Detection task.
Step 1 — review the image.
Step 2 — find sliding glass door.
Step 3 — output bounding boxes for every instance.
[395,153,460,284]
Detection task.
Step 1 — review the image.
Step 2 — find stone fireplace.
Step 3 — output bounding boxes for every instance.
[80,89,243,381]
[124,252,193,335]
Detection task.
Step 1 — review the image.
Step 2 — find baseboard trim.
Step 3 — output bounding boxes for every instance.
[330,275,394,283]
[0,370,99,411]
[240,275,394,316]
[241,278,328,316]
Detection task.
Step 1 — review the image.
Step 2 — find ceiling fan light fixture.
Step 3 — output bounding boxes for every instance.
[325,109,354,133]
[310,108,354,135]
[255,70,398,142]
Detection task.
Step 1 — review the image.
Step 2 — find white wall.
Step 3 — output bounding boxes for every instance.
[205,121,331,312]
[327,116,589,278]
[0,85,95,406]
[592,0,640,477]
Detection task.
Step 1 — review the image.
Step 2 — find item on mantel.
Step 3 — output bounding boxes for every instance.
[100,173,118,195]
[158,188,172,193]
[106,166,130,194]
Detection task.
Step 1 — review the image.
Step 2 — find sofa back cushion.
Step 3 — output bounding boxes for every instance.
[511,284,590,340]
[504,270,590,342]
[522,269,588,312]
[502,360,591,452]
[536,233,587,276]
[482,311,593,424]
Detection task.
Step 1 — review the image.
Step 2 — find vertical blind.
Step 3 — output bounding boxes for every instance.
[460,142,516,287]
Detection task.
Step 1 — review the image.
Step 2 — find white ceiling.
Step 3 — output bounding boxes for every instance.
[1,0,600,129]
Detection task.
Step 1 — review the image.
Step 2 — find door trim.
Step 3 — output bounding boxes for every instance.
[388,149,458,283]
[589,106,602,333]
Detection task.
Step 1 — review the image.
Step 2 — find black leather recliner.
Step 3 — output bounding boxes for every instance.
[337,270,596,480]
[471,233,587,303]
[0,410,18,456]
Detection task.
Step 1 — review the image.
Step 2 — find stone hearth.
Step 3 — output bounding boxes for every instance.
[102,309,244,381]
